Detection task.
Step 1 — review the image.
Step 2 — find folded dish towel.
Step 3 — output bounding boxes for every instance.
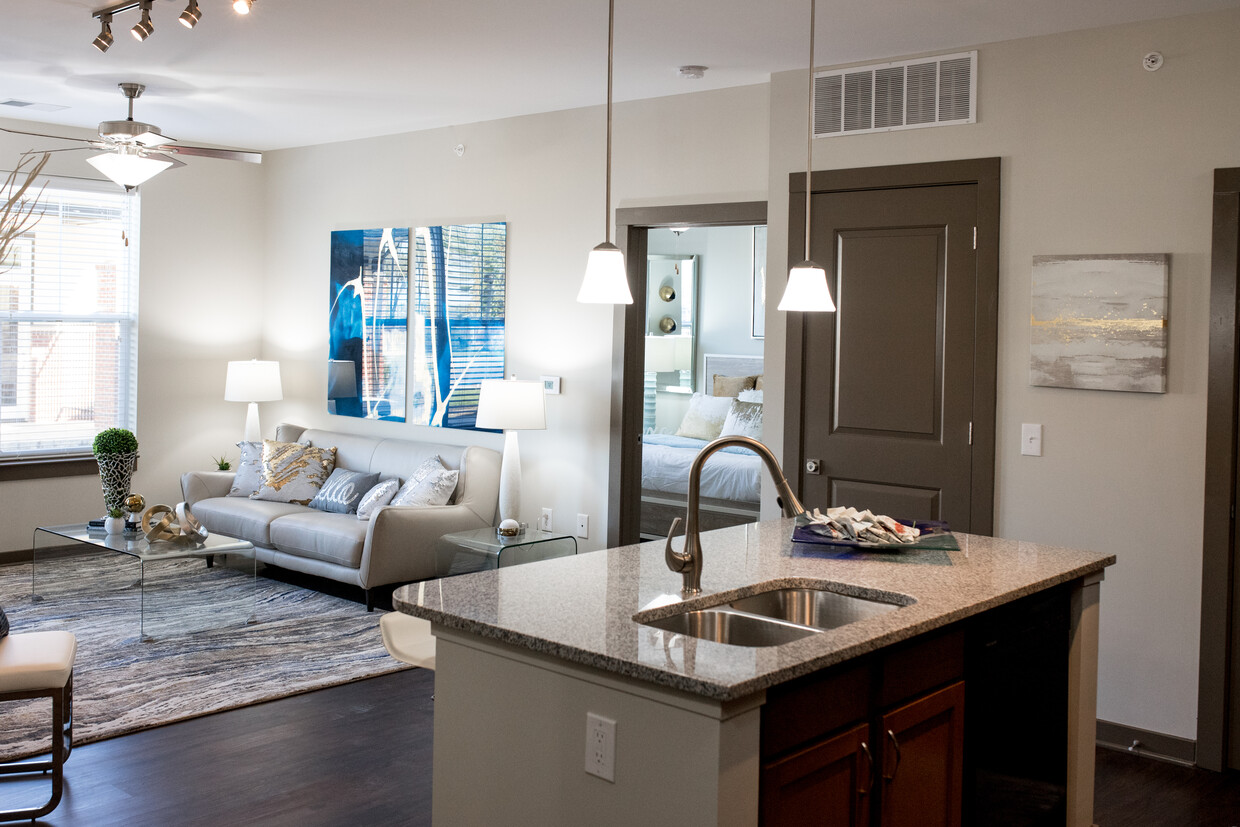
[803,506,922,545]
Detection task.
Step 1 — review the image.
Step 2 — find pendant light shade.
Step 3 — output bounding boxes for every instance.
[578,242,631,304]
[577,0,632,305]
[777,0,836,314]
[86,146,172,188]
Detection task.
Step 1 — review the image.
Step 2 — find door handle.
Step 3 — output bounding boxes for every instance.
[882,729,902,781]
[858,740,875,796]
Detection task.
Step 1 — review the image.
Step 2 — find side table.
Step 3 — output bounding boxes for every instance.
[435,528,577,576]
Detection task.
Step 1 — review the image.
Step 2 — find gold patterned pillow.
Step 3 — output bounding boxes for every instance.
[250,440,337,505]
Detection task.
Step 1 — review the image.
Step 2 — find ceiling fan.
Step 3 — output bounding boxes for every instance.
[0,82,262,189]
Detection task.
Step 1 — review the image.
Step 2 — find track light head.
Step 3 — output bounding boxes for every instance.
[178,0,201,28]
[131,2,153,40]
[93,14,114,52]
[232,0,253,14]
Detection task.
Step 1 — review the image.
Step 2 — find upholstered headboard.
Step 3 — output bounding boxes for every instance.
[703,353,764,396]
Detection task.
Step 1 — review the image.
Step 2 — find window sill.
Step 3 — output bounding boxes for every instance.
[0,455,101,482]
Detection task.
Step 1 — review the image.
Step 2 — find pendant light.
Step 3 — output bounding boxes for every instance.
[777,0,836,313]
[577,0,633,305]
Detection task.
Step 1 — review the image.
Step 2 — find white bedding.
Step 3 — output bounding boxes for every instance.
[640,435,761,503]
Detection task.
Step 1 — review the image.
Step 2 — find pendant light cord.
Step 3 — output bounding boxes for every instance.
[605,0,615,245]
[804,0,816,262]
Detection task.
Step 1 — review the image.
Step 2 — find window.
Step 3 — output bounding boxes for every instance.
[0,176,139,462]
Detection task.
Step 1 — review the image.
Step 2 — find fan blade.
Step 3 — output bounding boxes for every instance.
[0,125,93,145]
[166,145,262,164]
[146,151,187,170]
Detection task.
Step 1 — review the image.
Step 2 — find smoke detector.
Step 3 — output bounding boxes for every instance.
[678,65,707,80]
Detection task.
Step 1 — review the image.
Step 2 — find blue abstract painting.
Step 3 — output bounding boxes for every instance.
[328,223,506,429]
[329,228,408,421]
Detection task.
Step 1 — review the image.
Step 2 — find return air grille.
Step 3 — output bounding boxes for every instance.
[814,51,976,138]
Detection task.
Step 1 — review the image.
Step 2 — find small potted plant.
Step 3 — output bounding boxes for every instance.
[93,428,139,517]
[104,507,126,535]
[213,454,231,471]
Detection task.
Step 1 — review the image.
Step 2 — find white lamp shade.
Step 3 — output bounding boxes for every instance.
[86,147,173,188]
[577,242,633,304]
[778,261,837,312]
[225,360,284,402]
[645,335,692,372]
[475,379,546,431]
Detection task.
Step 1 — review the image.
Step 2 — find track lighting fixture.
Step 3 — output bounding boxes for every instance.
[130,1,153,41]
[93,13,114,52]
[91,0,254,50]
[178,0,201,29]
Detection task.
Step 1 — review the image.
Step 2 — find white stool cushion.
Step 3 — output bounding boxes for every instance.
[0,631,76,693]
[380,612,435,670]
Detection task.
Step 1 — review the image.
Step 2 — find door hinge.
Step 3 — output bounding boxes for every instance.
[968,422,973,445]
[972,226,977,250]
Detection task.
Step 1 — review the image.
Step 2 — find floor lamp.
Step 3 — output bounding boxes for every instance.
[225,360,283,443]
[474,379,546,527]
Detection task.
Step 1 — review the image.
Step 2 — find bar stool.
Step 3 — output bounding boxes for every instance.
[379,612,435,669]
[0,631,76,822]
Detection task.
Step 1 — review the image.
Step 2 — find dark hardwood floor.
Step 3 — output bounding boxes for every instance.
[3,665,1239,825]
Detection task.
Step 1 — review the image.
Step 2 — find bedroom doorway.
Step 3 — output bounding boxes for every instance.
[608,202,768,547]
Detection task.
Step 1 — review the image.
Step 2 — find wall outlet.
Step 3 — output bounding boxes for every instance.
[576,513,589,538]
[584,712,616,782]
[539,508,553,532]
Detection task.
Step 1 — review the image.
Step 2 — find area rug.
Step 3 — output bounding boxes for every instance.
[0,551,410,759]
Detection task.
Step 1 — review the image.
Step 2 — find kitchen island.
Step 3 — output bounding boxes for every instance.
[394,518,1113,826]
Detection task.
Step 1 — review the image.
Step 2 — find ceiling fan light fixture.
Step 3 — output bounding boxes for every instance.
[93,14,114,52]
[179,0,201,28]
[131,2,154,40]
[86,145,172,188]
[232,0,253,15]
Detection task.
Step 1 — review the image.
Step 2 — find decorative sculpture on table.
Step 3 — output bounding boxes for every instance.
[142,503,209,545]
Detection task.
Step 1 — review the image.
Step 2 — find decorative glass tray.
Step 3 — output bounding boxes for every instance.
[791,519,960,552]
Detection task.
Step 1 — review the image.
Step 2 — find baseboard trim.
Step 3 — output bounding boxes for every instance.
[1097,719,1196,767]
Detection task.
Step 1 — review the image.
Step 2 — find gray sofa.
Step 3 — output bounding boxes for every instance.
[181,423,501,610]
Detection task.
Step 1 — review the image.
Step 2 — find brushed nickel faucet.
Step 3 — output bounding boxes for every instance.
[664,435,807,596]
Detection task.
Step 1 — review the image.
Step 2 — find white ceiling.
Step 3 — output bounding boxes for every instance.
[2,0,1238,153]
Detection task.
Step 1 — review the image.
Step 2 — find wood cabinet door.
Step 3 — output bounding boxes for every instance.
[879,680,965,827]
[761,722,874,826]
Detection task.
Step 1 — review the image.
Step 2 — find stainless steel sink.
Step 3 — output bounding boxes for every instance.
[727,587,905,631]
[640,608,820,647]
[636,583,913,647]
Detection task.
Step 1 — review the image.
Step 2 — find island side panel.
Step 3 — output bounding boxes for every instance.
[431,629,763,827]
[1067,572,1102,827]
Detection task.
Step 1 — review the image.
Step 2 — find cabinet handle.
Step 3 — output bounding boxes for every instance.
[882,729,902,781]
[858,741,874,796]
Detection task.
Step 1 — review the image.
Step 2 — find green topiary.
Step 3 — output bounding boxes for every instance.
[93,428,138,455]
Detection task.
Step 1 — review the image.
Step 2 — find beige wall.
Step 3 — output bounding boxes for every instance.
[766,8,1240,739]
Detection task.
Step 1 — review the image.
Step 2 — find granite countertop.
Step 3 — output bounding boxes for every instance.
[393,518,1115,702]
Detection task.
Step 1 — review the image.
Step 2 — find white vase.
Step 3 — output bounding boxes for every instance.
[104,516,125,534]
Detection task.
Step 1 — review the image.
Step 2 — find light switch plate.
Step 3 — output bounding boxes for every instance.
[1021,423,1042,457]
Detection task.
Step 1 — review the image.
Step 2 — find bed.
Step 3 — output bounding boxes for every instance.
[639,353,765,539]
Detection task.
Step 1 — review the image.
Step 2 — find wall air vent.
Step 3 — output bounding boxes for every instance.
[0,99,69,112]
[814,51,976,138]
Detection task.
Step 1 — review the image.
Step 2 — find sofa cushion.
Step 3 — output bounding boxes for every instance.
[252,441,337,505]
[228,440,264,498]
[192,497,309,547]
[356,478,399,521]
[268,511,369,569]
[391,456,458,507]
[309,468,380,514]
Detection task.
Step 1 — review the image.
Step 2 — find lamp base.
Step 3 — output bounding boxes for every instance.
[497,430,522,524]
[243,402,262,443]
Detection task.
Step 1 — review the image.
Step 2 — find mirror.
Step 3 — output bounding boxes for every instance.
[645,254,696,394]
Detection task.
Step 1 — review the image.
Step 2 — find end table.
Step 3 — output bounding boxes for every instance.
[435,527,577,576]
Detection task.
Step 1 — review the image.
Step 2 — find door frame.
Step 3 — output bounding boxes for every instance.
[783,157,1000,536]
[1198,167,1240,772]
[607,201,768,548]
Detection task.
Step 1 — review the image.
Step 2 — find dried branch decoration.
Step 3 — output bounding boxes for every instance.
[0,151,51,273]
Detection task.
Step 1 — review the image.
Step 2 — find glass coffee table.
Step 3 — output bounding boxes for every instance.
[435,527,577,576]
[32,524,257,640]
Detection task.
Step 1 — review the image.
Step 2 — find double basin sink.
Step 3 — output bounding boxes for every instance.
[636,583,913,647]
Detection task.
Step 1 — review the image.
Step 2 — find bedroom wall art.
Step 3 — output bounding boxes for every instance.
[329,222,506,427]
[1029,253,1168,393]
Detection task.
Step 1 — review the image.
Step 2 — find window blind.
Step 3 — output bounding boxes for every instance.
[0,177,139,460]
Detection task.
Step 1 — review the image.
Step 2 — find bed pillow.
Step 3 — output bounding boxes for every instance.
[0,604,8,639]
[675,392,733,440]
[228,440,265,497]
[720,400,763,440]
[712,374,758,398]
[251,440,337,505]
[356,479,400,521]
[754,374,764,391]
[737,389,763,404]
[391,456,459,508]
[309,468,380,514]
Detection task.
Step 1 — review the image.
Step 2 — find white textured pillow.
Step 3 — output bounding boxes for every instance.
[391,457,459,508]
[675,393,733,441]
[737,389,763,404]
[228,440,265,497]
[720,400,763,440]
[356,478,400,521]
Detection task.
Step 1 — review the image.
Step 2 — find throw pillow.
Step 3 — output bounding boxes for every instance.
[0,604,8,639]
[251,440,337,505]
[675,392,734,441]
[737,388,763,404]
[720,400,763,440]
[356,478,400,521]
[391,456,459,508]
[712,374,757,398]
[228,440,265,497]
[309,468,381,514]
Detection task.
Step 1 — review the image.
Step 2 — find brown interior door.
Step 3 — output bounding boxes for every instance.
[790,182,980,529]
